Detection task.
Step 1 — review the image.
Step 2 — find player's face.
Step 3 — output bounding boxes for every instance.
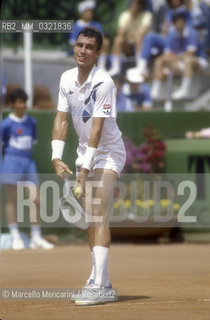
[74,35,100,69]
[13,98,27,117]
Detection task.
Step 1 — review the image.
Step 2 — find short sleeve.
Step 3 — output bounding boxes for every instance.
[118,11,130,29]
[57,75,70,113]
[164,33,173,53]
[139,12,153,28]
[31,117,37,142]
[2,118,10,145]
[186,31,197,52]
[92,79,117,118]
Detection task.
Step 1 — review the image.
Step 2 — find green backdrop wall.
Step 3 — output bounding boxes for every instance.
[3,109,210,174]
[2,109,210,238]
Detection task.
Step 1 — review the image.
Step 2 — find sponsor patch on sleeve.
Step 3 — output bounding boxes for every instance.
[103,104,111,115]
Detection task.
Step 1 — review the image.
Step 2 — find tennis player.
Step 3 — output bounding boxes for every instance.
[52,27,126,305]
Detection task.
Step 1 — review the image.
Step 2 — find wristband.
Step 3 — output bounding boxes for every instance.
[82,147,97,171]
[51,140,65,161]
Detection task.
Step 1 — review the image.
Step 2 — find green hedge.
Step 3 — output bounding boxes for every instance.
[3,109,210,173]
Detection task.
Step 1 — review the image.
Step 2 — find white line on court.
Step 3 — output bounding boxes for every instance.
[20,297,210,310]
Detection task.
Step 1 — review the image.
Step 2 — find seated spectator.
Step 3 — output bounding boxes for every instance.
[151,10,208,100]
[186,127,210,138]
[201,0,210,53]
[69,0,109,70]
[151,0,169,32]
[122,68,153,110]
[189,0,210,52]
[108,0,153,76]
[146,0,154,12]
[112,75,133,112]
[134,0,191,76]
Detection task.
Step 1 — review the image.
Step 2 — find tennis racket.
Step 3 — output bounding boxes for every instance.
[59,178,89,230]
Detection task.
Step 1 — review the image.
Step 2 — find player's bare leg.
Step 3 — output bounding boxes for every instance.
[87,169,117,286]
[75,169,118,305]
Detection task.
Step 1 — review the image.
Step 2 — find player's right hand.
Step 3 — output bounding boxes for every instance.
[52,158,73,178]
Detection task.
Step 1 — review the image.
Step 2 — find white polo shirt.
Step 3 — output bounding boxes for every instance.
[57,65,123,153]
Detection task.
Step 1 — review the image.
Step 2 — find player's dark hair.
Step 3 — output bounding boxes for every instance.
[76,27,103,51]
[10,88,28,103]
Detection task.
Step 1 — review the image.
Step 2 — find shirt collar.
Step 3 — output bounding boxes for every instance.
[75,65,97,88]
[183,26,190,37]
[9,113,27,123]
[175,26,190,38]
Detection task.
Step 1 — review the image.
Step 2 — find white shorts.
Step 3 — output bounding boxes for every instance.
[75,140,126,177]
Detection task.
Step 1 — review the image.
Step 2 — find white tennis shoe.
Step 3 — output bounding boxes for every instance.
[12,237,25,250]
[70,279,95,302]
[29,237,54,250]
[75,283,118,306]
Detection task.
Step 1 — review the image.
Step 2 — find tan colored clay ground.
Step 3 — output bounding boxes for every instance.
[0,243,210,320]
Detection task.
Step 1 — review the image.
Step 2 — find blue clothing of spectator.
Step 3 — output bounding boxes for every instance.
[69,20,103,46]
[146,0,153,12]
[165,26,207,58]
[137,6,192,63]
[116,91,133,112]
[2,113,39,185]
[2,114,37,158]
[165,5,192,32]
[122,83,153,109]
[140,32,167,60]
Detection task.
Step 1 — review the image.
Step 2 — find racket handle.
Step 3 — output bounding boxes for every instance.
[63,177,69,183]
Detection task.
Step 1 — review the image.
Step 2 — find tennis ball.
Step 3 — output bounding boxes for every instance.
[74,186,81,198]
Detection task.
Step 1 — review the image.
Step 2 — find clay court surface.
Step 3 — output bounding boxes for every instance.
[0,243,210,320]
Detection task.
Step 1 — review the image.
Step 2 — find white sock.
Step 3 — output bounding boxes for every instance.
[181,77,192,90]
[104,258,111,287]
[110,54,121,72]
[151,79,162,97]
[31,224,41,241]
[97,54,107,70]
[9,223,21,240]
[136,58,147,74]
[87,251,96,283]
[93,246,110,287]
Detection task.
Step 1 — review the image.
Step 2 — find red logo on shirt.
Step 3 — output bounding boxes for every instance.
[103,104,111,109]
[17,128,23,135]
